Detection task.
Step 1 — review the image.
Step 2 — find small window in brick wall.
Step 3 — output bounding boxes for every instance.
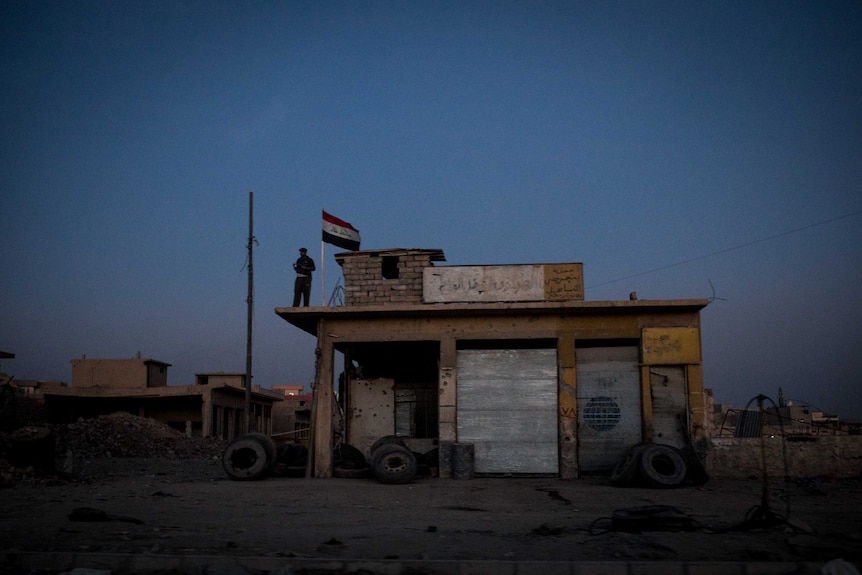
[382,255,399,279]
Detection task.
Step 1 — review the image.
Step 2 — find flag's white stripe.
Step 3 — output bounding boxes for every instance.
[323,221,360,242]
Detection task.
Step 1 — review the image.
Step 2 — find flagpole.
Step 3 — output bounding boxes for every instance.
[321,239,325,305]
[321,210,360,305]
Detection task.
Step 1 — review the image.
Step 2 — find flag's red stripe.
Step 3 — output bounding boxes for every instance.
[323,210,358,232]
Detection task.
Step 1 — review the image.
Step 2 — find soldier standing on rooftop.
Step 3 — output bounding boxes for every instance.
[292,247,315,307]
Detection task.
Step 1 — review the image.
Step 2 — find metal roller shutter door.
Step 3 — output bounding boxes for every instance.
[456,348,558,474]
[576,346,641,472]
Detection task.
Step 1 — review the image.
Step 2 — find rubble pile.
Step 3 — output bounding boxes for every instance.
[1,412,228,485]
[53,412,226,460]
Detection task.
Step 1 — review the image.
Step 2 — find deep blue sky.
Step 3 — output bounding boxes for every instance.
[2,2,860,420]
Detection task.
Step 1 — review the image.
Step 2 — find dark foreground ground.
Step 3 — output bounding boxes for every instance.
[1,457,861,574]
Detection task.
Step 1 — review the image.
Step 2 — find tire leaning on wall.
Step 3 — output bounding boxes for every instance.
[371,443,417,484]
[610,442,650,487]
[370,435,406,455]
[222,435,272,481]
[639,444,688,488]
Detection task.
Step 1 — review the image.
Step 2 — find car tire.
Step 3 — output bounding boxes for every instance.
[610,442,649,486]
[370,435,406,455]
[245,432,276,468]
[371,443,417,484]
[222,436,270,481]
[639,444,687,488]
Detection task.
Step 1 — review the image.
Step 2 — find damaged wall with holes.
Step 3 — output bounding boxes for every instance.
[277,248,710,479]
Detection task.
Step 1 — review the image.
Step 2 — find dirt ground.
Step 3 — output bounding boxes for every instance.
[2,456,861,567]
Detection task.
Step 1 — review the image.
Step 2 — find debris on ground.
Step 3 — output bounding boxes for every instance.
[54,411,226,459]
[0,412,227,486]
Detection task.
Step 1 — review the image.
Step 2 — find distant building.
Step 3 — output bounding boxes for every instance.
[271,385,312,446]
[41,358,281,439]
[72,357,171,388]
[273,384,305,397]
[714,403,844,437]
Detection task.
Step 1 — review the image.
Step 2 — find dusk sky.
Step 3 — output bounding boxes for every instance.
[2,2,860,420]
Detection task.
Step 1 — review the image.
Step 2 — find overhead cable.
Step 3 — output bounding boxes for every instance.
[588,209,862,289]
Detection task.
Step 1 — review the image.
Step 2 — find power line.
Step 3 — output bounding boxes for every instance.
[587,209,862,289]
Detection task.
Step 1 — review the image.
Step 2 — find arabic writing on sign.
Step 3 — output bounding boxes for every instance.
[437,276,535,294]
[543,264,584,301]
[423,266,544,302]
[423,264,584,303]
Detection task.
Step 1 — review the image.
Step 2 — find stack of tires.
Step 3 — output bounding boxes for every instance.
[222,433,436,483]
[610,441,708,488]
[222,433,307,481]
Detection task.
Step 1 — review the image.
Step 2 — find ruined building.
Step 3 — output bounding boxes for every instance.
[276,248,708,479]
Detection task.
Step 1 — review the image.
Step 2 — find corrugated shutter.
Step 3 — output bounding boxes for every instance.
[576,346,641,472]
[456,348,558,474]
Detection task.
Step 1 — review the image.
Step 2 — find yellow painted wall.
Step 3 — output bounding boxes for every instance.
[641,327,701,365]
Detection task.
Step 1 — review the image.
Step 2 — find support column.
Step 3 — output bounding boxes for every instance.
[640,365,654,441]
[201,389,213,438]
[558,334,578,479]
[686,364,706,443]
[311,321,334,478]
[438,337,457,479]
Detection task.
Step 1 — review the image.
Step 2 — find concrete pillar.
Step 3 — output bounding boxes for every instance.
[201,388,213,438]
[558,334,578,479]
[687,363,707,445]
[640,364,654,441]
[311,320,334,478]
[438,337,457,479]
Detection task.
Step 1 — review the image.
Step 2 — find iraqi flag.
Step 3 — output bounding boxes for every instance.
[322,210,361,251]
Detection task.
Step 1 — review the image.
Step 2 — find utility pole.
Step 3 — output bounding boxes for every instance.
[245,192,254,432]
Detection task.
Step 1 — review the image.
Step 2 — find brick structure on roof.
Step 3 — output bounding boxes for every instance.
[335,248,445,306]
